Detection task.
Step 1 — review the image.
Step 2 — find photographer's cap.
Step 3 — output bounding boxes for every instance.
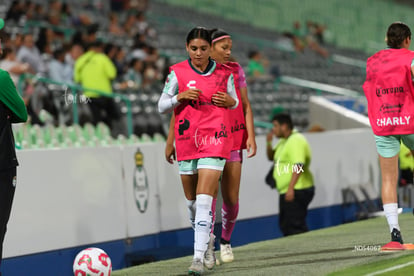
[0,19,4,30]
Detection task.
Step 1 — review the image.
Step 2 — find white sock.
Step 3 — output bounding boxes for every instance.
[194,194,213,261]
[186,199,196,229]
[383,203,399,232]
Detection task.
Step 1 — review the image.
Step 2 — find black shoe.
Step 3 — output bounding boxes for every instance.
[391,228,404,244]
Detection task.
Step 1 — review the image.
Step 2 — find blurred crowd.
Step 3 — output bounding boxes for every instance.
[1,0,168,128]
[279,20,329,58]
[1,1,332,136]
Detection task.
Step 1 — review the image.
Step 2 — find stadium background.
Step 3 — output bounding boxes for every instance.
[1,0,414,275]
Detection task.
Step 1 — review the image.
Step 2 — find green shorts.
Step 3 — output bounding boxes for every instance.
[374,134,414,158]
[178,157,226,175]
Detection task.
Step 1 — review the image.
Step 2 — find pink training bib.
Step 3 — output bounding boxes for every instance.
[225,62,247,151]
[172,60,234,161]
[363,48,414,136]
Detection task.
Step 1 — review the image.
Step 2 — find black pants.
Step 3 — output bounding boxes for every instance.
[0,167,16,272]
[279,186,315,236]
[88,97,121,129]
[399,169,413,186]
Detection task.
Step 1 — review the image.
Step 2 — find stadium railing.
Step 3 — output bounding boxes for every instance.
[253,75,365,133]
[17,73,134,137]
[277,76,362,98]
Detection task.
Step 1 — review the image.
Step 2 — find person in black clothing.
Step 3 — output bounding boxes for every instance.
[266,113,314,236]
[5,1,24,23]
[0,18,28,275]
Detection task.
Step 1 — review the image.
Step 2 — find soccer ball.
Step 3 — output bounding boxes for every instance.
[73,247,112,276]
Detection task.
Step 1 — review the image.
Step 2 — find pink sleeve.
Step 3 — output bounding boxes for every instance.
[237,64,247,88]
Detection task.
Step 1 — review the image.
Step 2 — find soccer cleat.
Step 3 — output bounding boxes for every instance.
[381,241,405,251]
[381,228,405,252]
[188,258,204,275]
[391,228,403,244]
[220,243,234,263]
[204,233,216,269]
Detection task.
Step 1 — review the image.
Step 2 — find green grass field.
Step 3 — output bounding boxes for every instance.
[329,254,414,276]
[112,213,414,275]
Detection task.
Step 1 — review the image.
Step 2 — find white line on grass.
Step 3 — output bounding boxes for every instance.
[365,261,414,276]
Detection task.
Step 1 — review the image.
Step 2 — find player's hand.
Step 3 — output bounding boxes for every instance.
[212,91,235,107]
[177,88,202,102]
[246,137,257,158]
[165,143,176,164]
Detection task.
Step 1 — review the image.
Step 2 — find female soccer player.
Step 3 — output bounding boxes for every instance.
[363,21,414,250]
[209,29,257,263]
[164,28,257,266]
[158,27,239,275]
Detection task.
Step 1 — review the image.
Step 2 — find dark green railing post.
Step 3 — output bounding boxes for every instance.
[16,74,134,137]
[17,74,26,96]
[71,86,79,125]
[125,97,133,137]
[115,94,133,137]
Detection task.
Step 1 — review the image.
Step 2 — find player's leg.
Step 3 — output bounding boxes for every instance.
[220,157,242,263]
[179,160,198,229]
[178,162,204,275]
[181,174,198,229]
[189,158,224,274]
[379,154,402,243]
[210,179,219,235]
[375,135,403,244]
[205,186,218,270]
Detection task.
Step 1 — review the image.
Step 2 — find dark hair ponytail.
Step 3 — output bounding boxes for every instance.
[386,22,411,49]
[186,27,213,45]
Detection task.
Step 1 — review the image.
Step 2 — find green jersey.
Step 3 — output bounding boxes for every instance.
[0,69,27,123]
